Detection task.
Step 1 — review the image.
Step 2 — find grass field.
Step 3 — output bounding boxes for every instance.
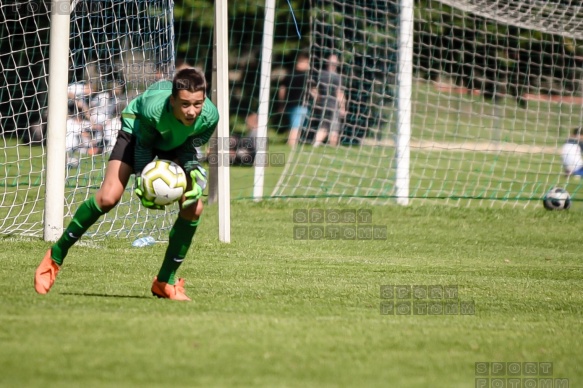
[1,79,582,386]
[0,201,582,387]
[273,141,582,206]
[412,81,583,146]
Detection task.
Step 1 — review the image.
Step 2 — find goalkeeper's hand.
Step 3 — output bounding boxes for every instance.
[135,175,165,210]
[183,164,207,208]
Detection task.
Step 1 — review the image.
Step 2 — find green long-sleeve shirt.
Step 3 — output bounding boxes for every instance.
[121,80,219,173]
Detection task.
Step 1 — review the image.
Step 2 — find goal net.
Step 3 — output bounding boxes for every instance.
[272,0,583,206]
[0,0,175,239]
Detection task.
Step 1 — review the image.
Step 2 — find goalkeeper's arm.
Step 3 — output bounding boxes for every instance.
[178,137,208,208]
[133,125,163,209]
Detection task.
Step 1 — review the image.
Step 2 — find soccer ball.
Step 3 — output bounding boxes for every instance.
[140,160,187,206]
[543,186,571,211]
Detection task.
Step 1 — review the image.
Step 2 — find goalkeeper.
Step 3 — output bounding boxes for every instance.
[34,67,219,301]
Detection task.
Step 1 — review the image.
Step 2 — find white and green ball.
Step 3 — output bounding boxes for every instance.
[140,160,187,206]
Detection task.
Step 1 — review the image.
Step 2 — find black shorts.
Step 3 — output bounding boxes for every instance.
[109,130,195,169]
[109,130,136,166]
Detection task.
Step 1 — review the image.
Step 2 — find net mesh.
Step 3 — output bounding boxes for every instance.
[0,0,175,239]
[273,0,583,207]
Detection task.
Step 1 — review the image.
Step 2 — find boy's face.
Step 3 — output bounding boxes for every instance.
[170,89,205,126]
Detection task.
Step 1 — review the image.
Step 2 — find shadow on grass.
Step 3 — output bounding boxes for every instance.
[60,292,152,299]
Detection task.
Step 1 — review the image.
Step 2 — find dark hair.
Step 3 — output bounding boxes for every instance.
[172,67,206,97]
[572,127,582,136]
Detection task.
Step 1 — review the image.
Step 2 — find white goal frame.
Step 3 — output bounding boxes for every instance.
[43,0,231,242]
[44,0,71,241]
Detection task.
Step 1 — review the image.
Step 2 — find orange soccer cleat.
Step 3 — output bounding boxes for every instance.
[34,249,61,294]
[151,277,191,301]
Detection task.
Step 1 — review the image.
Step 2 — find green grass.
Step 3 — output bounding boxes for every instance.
[412,81,583,145]
[1,202,582,387]
[1,82,582,386]
[275,143,582,204]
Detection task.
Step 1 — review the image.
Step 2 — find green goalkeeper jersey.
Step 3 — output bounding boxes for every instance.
[121,80,219,173]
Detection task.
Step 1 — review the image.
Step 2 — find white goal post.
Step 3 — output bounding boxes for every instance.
[215,0,231,243]
[44,0,71,240]
[395,0,414,206]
